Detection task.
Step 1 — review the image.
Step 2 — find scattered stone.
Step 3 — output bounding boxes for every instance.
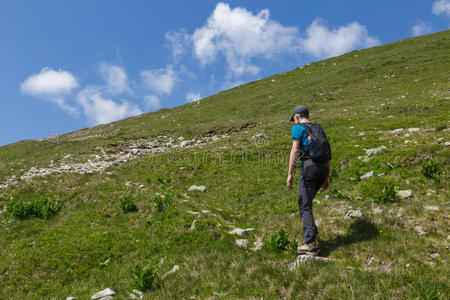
[360,171,374,180]
[372,207,383,214]
[407,128,420,132]
[387,162,394,169]
[425,205,439,211]
[228,228,254,236]
[180,140,193,148]
[396,207,405,217]
[130,148,140,155]
[189,220,197,231]
[66,297,77,300]
[188,185,206,192]
[271,79,277,83]
[430,252,440,259]
[366,146,386,157]
[424,261,436,267]
[235,239,249,247]
[250,241,264,251]
[391,128,403,133]
[187,211,201,216]
[201,209,211,214]
[414,225,426,236]
[288,255,334,270]
[406,263,410,268]
[251,133,268,139]
[91,288,115,299]
[345,210,362,219]
[397,190,414,199]
[158,257,165,266]
[162,265,180,278]
[325,195,330,200]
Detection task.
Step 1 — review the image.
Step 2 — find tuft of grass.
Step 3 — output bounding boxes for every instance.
[120,195,137,212]
[422,158,441,183]
[153,194,171,212]
[8,195,58,219]
[134,264,159,292]
[376,183,398,203]
[267,229,290,252]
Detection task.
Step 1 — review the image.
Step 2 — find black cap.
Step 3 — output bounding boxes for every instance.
[290,105,309,121]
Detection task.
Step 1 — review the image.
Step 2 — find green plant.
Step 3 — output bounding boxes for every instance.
[153,194,171,212]
[8,196,59,219]
[409,283,442,300]
[134,264,159,291]
[145,218,152,228]
[120,195,137,212]
[268,229,290,252]
[422,159,441,183]
[376,183,398,203]
[157,175,171,184]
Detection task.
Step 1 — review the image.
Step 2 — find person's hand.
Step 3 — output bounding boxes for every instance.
[286,174,293,189]
[321,177,330,191]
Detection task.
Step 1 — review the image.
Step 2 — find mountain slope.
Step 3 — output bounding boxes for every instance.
[0,30,449,299]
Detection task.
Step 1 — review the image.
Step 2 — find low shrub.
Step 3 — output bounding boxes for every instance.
[134,264,159,291]
[268,229,290,252]
[120,195,137,212]
[8,196,59,219]
[422,158,441,183]
[376,183,398,203]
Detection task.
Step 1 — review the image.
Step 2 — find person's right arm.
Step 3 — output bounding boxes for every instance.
[321,160,332,191]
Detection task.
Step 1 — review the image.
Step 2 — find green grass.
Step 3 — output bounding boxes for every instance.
[0,30,449,299]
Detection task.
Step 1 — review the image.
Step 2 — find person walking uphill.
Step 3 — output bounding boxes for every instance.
[286,105,332,255]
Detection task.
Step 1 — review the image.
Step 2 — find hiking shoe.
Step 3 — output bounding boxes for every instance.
[297,241,319,255]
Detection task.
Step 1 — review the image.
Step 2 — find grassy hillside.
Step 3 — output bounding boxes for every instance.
[0,30,449,299]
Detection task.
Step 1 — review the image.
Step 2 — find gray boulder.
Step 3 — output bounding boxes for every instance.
[366,146,386,157]
[228,228,254,236]
[188,185,206,192]
[345,210,362,219]
[235,239,249,247]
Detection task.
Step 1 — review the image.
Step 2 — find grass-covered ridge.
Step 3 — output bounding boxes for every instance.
[0,31,449,299]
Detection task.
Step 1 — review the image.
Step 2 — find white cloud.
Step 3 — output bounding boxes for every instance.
[77,86,141,125]
[20,67,79,114]
[191,2,300,77]
[144,94,161,111]
[98,62,132,95]
[186,92,201,102]
[140,65,177,95]
[301,18,380,59]
[433,0,450,17]
[165,30,190,62]
[21,67,79,95]
[412,20,432,37]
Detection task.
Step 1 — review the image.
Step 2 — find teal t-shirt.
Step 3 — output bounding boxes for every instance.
[291,122,313,153]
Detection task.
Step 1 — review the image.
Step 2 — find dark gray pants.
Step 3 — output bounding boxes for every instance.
[298,159,329,244]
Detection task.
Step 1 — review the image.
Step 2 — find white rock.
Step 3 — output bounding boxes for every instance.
[289,255,334,270]
[366,146,386,157]
[162,265,180,278]
[180,140,192,147]
[391,128,403,133]
[187,211,201,216]
[325,195,330,200]
[430,253,440,259]
[189,220,197,231]
[188,185,206,192]
[345,210,362,219]
[91,288,115,299]
[201,210,211,214]
[414,225,426,236]
[131,148,140,155]
[235,239,249,247]
[66,297,78,300]
[250,241,264,251]
[397,190,414,199]
[407,128,420,132]
[372,207,383,214]
[271,79,277,83]
[425,205,439,211]
[228,228,254,236]
[251,133,267,139]
[360,171,374,180]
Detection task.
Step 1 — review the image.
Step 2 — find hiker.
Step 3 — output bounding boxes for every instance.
[286,105,332,255]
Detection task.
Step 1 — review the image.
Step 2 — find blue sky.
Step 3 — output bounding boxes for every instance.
[1,0,449,146]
